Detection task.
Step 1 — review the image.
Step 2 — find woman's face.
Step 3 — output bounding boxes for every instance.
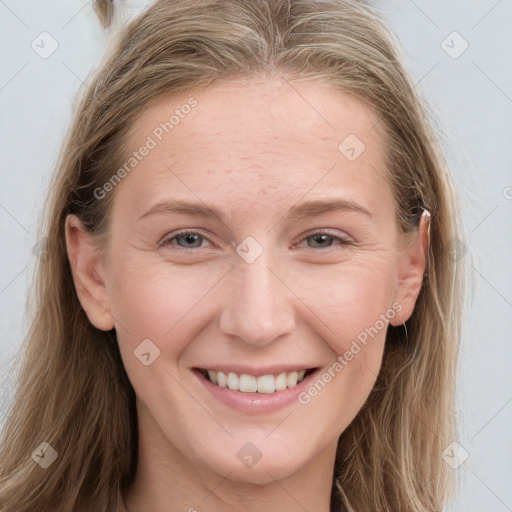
[67,76,427,484]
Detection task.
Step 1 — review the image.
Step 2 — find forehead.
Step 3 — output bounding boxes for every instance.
[119,76,391,218]
[129,76,383,152]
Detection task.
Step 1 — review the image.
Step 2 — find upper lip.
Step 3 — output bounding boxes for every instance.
[193,364,318,377]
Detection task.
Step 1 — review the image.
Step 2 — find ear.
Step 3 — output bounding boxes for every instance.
[65,214,115,331]
[390,210,431,327]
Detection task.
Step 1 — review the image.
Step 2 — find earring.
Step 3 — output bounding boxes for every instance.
[421,208,431,251]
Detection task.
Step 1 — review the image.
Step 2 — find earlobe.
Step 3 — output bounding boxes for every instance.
[390,209,431,326]
[65,214,115,331]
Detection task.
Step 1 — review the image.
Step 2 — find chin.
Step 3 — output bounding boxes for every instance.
[198,438,309,484]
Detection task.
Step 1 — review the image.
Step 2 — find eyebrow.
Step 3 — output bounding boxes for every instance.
[284,198,373,221]
[137,197,373,223]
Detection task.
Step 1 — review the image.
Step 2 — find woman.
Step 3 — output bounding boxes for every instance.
[0,1,465,511]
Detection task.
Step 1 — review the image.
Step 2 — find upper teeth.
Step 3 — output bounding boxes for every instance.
[206,370,307,393]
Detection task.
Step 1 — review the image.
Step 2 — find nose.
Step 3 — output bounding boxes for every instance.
[218,245,296,348]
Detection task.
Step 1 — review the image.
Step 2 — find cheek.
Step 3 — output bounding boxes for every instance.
[299,256,397,349]
[295,257,396,410]
[107,256,223,359]
[297,264,395,427]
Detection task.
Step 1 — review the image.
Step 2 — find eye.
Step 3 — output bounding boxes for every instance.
[159,230,212,251]
[293,230,353,250]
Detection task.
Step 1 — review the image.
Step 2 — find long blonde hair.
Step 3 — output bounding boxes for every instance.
[0,1,465,511]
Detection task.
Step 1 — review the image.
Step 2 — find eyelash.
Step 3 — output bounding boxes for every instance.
[159,229,353,252]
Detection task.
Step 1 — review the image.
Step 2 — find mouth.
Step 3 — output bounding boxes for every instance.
[194,368,317,394]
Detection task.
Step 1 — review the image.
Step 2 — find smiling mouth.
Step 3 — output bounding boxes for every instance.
[195,368,317,394]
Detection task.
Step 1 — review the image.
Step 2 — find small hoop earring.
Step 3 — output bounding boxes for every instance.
[421,208,431,251]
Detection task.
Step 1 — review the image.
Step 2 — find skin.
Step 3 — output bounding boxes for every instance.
[65,75,429,512]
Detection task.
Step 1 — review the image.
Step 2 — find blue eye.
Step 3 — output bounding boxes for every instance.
[306,233,336,248]
[160,231,210,250]
[299,231,352,250]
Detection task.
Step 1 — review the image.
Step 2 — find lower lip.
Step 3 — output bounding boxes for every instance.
[193,369,320,415]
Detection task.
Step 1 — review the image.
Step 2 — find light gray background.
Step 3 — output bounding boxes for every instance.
[1,1,511,510]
